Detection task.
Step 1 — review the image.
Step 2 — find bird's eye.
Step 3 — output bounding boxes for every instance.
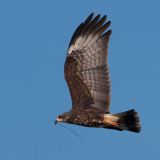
[58,115,64,119]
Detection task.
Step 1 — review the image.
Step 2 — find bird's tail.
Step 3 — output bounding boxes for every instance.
[104,109,141,132]
[115,109,141,132]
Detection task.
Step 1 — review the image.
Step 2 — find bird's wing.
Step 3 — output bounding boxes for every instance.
[64,13,112,113]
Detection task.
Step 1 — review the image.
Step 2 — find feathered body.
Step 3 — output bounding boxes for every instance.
[55,13,141,133]
[63,108,104,127]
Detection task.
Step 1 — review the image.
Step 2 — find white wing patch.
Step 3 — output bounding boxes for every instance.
[68,34,99,55]
[68,36,84,54]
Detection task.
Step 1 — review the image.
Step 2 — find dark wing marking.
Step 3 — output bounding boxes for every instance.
[65,13,112,113]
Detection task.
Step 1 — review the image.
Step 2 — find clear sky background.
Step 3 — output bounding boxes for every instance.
[0,0,160,159]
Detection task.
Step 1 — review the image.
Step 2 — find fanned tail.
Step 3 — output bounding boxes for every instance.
[114,109,141,133]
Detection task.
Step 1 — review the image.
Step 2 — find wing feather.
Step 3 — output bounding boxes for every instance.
[65,13,111,113]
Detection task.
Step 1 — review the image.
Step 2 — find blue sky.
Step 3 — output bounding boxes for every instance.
[0,0,160,159]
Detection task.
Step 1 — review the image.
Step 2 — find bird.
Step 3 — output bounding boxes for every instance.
[55,13,141,133]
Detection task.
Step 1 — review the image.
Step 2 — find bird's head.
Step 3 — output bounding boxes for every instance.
[55,112,71,125]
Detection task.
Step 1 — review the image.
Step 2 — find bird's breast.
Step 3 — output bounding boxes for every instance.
[70,110,104,127]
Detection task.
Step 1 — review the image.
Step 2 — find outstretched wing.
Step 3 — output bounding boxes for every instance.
[64,13,112,113]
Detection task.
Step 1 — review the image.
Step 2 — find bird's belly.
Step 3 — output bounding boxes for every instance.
[71,114,104,127]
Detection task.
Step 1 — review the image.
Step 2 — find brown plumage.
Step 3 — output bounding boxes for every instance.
[55,13,141,133]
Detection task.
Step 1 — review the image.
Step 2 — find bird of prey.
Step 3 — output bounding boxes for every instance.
[55,13,141,132]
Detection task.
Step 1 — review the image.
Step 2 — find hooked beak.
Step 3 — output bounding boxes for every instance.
[54,120,57,125]
[55,117,63,125]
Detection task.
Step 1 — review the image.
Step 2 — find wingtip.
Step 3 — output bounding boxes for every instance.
[107,20,111,26]
[102,15,107,21]
[85,13,94,22]
[108,29,112,35]
[95,14,101,20]
[90,12,94,17]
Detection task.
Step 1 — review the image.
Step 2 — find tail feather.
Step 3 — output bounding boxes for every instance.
[115,109,141,133]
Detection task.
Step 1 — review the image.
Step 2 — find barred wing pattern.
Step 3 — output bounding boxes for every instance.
[65,13,112,113]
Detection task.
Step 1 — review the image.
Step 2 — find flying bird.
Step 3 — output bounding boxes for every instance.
[55,13,141,132]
